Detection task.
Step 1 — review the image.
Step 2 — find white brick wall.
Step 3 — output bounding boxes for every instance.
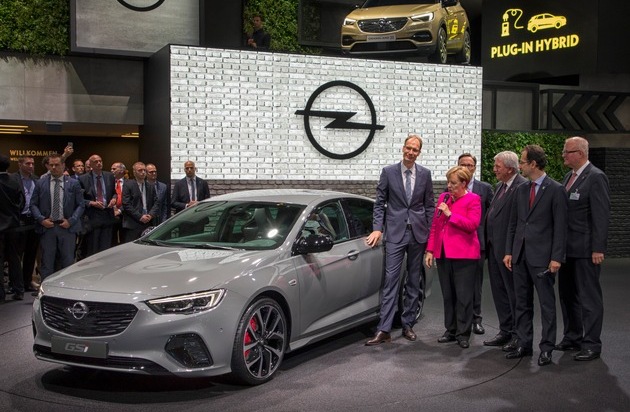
[170,46,483,181]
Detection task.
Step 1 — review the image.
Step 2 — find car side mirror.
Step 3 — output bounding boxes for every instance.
[442,0,458,7]
[293,234,334,255]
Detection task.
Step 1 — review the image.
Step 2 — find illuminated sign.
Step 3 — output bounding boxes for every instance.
[482,0,596,81]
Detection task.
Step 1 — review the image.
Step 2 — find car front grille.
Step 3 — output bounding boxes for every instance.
[359,18,408,33]
[41,296,138,337]
[351,41,416,53]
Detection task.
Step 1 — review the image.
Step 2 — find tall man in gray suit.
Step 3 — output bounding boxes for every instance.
[557,136,610,361]
[483,151,527,350]
[365,135,435,345]
[30,154,84,281]
[458,153,493,335]
[504,145,567,366]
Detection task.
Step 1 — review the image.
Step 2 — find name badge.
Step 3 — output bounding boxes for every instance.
[569,191,580,200]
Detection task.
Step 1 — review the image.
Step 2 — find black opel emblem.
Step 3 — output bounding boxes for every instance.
[67,302,90,320]
[117,0,165,12]
[295,81,385,160]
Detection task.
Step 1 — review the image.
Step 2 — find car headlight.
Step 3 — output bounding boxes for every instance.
[411,12,433,22]
[35,284,45,300]
[146,289,225,315]
[343,18,356,26]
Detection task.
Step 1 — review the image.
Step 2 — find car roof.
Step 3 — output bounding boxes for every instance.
[207,189,374,206]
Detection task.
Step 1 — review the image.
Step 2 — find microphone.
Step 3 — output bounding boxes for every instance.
[437,193,450,217]
[536,269,551,278]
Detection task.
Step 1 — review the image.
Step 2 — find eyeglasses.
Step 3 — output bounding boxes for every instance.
[518,159,530,165]
[562,150,580,155]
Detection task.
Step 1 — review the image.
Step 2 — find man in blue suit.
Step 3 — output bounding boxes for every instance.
[365,135,435,345]
[30,154,84,281]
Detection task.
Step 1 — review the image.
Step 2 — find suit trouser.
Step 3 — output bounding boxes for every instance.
[377,228,425,332]
[17,217,39,286]
[487,243,516,337]
[472,250,485,323]
[559,258,604,352]
[437,257,476,339]
[1,231,24,296]
[513,252,557,352]
[40,226,76,280]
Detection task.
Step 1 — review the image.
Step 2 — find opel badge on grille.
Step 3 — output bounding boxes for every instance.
[67,302,89,320]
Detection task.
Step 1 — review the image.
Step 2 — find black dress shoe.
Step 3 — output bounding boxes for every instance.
[502,337,519,352]
[574,349,601,361]
[555,341,580,351]
[438,333,456,343]
[472,322,485,335]
[538,351,552,366]
[505,347,533,359]
[402,328,417,341]
[366,331,392,346]
[484,334,511,347]
[457,339,470,349]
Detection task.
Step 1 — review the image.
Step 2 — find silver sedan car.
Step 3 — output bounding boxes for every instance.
[32,189,432,385]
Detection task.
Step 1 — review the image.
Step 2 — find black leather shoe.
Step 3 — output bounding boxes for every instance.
[484,334,511,347]
[555,341,580,351]
[538,351,552,366]
[457,339,470,349]
[402,328,417,341]
[472,322,485,335]
[438,333,456,343]
[502,337,519,352]
[366,331,392,346]
[505,347,533,359]
[574,349,601,361]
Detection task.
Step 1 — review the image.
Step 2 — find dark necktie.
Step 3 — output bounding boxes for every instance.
[52,178,62,221]
[190,178,196,201]
[529,182,536,209]
[404,169,412,203]
[96,175,104,204]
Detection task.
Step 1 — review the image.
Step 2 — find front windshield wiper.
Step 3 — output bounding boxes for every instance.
[140,239,174,247]
[187,243,242,251]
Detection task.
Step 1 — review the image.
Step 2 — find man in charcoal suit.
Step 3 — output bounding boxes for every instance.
[122,162,160,242]
[171,160,210,214]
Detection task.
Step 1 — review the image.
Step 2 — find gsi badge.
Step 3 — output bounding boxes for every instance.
[65,342,89,353]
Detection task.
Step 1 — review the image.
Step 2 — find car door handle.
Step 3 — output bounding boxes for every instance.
[347,250,359,261]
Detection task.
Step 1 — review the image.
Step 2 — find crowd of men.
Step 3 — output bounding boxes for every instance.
[0,148,209,301]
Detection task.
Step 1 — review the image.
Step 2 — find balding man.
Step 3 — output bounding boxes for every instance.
[171,160,210,214]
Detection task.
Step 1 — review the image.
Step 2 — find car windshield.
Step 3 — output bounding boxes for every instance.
[141,201,305,250]
[363,0,439,7]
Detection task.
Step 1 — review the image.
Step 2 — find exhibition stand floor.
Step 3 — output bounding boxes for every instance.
[1,259,629,411]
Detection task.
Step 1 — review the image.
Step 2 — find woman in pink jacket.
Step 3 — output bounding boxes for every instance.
[425,166,482,348]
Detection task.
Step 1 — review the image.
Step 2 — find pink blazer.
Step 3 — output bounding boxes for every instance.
[426,191,481,259]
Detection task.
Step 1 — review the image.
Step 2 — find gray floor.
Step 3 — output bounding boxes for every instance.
[1,259,629,412]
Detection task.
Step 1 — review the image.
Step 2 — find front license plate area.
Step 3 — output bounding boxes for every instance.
[51,336,108,359]
[366,34,396,42]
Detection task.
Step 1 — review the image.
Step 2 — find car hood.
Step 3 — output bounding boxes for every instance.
[348,4,440,20]
[43,242,282,297]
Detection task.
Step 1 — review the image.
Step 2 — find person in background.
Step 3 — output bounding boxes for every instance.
[425,166,481,349]
[30,154,84,281]
[146,163,170,225]
[503,144,568,366]
[246,14,271,50]
[457,153,493,336]
[557,136,610,362]
[171,160,210,214]
[122,162,159,242]
[71,159,85,180]
[110,162,127,245]
[483,151,527,351]
[365,134,435,346]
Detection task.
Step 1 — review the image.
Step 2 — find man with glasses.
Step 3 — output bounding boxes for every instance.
[503,145,568,366]
[171,160,210,214]
[556,137,610,361]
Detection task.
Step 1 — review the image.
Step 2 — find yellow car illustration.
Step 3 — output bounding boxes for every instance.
[527,13,567,33]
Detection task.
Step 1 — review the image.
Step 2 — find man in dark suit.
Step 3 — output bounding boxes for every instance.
[483,151,527,350]
[458,153,493,335]
[504,145,568,366]
[122,162,160,242]
[79,154,117,256]
[0,154,25,301]
[146,163,170,225]
[110,161,126,246]
[30,154,84,281]
[557,136,610,361]
[14,156,39,292]
[171,160,210,214]
[365,135,435,345]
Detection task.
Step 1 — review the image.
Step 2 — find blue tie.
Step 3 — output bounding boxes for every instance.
[405,169,412,203]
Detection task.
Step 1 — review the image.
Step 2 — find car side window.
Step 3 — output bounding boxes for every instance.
[303,201,349,243]
[342,198,373,238]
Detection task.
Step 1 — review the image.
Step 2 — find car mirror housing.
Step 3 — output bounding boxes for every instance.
[294,234,334,255]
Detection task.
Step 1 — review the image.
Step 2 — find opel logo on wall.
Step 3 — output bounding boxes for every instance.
[117,0,165,12]
[295,81,385,160]
[67,302,90,320]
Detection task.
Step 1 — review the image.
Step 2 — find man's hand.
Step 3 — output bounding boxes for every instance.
[366,230,382,248]
[549,260,561,273]
[592,252,605,265]
[503,255,512,271]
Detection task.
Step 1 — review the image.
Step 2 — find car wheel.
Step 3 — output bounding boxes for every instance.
[530,25,538,33]
[454,31,471,64]
[428,27,447,64]
[393,266,426,327]
[230,297,287,385]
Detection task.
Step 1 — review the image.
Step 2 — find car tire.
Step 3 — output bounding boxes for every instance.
[454,30,471,64]
[230,297,287,385]
[393,266,426,327]
[428,26,448,64]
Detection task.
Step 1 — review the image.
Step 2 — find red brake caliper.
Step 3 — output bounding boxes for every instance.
[244,317,258,358]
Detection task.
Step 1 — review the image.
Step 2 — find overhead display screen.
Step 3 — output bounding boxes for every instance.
[482,0,596,81]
